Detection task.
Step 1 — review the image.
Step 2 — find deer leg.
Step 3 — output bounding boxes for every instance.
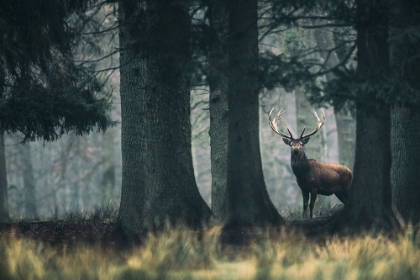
[309,190,317,219]
[335,192,347,205]
[302,190,309,218]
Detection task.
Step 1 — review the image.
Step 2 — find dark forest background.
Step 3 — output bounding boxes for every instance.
[0,0,419,235]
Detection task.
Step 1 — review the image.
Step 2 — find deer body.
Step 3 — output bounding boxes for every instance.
[269,108,352,219]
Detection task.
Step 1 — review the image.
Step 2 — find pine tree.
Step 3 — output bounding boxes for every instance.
[0,1,115,143]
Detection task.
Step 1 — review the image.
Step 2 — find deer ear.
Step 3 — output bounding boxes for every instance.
[302,137,310,145]
[282,138,291,145]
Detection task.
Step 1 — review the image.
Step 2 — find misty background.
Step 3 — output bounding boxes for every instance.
[3,4,350,219]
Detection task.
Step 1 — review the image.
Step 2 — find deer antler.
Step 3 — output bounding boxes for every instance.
[269,108,294,139]
[300,109,325,139]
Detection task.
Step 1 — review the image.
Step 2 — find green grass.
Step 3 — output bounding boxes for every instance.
[1,225,420,280]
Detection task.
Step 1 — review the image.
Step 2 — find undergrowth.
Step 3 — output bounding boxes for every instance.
[1,224,420,280]
[280,202,344,220]
[9,202,119,222]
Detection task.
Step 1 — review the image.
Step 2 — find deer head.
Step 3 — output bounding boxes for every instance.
[268,108,325,158]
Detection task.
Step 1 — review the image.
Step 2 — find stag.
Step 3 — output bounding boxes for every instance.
[269,108,352,219]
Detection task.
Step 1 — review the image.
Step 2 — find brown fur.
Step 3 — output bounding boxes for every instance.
[285,138,353,219]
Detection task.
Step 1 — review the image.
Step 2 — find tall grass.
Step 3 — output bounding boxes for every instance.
[1,225,419,280]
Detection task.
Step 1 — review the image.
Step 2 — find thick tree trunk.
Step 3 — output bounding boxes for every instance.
[0,133,9,221]
[348,108,391,225]
[117,1,149,235]
[391,108,420,224]
[389,0,420,224]
[117,1,212,236]
[20,143,38,219]
[338,0,392,229]
[221,0,283,228]
[144,0,212,229]
[208,0,229,217]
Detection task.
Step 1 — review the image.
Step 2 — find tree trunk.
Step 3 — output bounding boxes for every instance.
[337,0,392,229]
[0,133,9,221]
[117,0,212,236]
[0,64,9,222]
[313,27,356,171]
[20,142,38,219]
[221,0,283,228]
[391,108,420,224]
[348,108,391,225]
[389,0,420,224]
[101,129,116,205]
[334,111,356,170]
[117,1,149,235]
[69,134,80,209]
[208,0,229,217]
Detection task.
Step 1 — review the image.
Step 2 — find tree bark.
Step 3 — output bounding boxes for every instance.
[208,0,229,217]
[0,133,9,222]
[338,0,392,229]
[389,0,420,224]
[348,107,391,225]
[391,108,420,224]
[221,0,283,228]
[117,1,149,235]
[117,0,212,236]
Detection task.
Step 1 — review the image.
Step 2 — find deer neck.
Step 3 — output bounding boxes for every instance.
[291,151,310,174]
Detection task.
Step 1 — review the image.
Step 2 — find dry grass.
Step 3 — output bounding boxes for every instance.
[1,225,420,280]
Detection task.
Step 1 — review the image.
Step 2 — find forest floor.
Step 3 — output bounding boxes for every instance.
[0,204,340,249]
[0,207,419,279]
[0,203,341,245]
[0,220,115,246]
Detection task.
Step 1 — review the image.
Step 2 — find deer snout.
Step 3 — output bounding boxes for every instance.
[293,148,299,155]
